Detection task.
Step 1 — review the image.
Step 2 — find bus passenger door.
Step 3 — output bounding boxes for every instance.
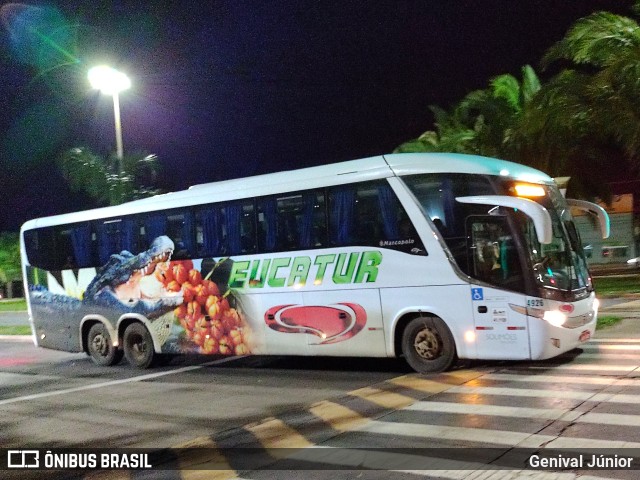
[467,215,530,360]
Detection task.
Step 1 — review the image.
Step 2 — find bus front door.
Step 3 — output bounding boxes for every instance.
[467,215,530,360]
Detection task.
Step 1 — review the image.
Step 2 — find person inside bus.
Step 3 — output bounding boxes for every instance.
[478,243,501,283]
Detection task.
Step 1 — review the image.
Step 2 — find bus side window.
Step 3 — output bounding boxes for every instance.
[97,218,139,264]
[69,223,94,268]
[196,206,224,257]
[222,201,255,256]
[328,186,357,246]
[329,180,425,254]
[257,190,326,252]
[166,210,195,259]
[143,213,168,245]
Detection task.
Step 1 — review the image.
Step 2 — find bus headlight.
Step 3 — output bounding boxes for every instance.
[543,310,567,327]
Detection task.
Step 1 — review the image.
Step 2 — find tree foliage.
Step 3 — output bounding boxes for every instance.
[0,232,21,285]
[395,2,640,198]
[59,147,163,206]
[395,65,541,159]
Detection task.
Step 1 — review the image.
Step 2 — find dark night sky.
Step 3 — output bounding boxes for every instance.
[0,0,635,231]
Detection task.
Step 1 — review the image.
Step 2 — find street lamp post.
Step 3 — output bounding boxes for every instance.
[88,65,131,173]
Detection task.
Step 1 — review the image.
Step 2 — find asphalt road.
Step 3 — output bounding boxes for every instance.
[1,325,640,480]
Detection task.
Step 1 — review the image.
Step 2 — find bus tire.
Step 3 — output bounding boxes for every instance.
[401,316,456,373]
[87,323,123,366]
[123,323,156,369]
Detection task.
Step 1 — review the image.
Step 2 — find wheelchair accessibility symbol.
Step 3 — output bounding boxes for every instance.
[471,288,484,301]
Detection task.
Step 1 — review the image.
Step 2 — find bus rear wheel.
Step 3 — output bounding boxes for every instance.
[87,323,123,366]
[123,323,156,369]
[401,316,456,373]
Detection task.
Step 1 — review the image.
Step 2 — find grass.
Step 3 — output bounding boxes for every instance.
[0,325,31,335]
[596,315,622,330]
[593,275,640,297]
[0,299,27,311]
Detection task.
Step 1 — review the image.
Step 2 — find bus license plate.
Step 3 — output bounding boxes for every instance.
[579,330,591,342]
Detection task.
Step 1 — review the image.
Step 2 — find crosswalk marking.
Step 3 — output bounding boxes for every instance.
[406,400,577,421]
[406,400,640,427]
[246,417,313,449]
[175,436,237,480]
[585,344,640,351]
[349,386,416,409]
[356,419,640,449]
[283,447,617,480]
[447,385,640,404]
[387,375,462,394]
[574,411,640,427]
[356,419,557,447]
[527,364,638,372]
[89,338,638,478]
[562,352,640,360]
[308,400,369,432]
[589,338,640,343]
[481,373,639,386]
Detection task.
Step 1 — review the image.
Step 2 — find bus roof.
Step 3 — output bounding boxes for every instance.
[21,153,553,230]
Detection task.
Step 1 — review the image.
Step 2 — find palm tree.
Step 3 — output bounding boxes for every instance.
[395,65,541,158]
[540,4,640,166]
[59,147,163,206]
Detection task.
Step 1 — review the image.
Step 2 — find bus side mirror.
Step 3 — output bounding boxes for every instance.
[566,199,610,239]
[456,195,553,244]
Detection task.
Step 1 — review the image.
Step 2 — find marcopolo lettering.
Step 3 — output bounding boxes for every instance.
[229,251,383,289]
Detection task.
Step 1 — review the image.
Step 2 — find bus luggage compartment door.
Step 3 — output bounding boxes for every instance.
[302,289,384,356]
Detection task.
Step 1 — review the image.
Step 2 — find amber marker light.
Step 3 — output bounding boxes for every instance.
[514,183,546,197]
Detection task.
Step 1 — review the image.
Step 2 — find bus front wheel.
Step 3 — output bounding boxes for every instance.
[401,316,456,373]
[87,323,123,366]
[123,323,156,369]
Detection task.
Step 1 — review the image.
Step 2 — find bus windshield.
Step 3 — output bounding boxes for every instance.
[515,183,591,299]
[402,173,592,300]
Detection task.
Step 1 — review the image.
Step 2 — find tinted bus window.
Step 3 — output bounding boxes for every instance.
[96,218,139,264]
[166,210,195,259]
[328,180,424,254]
[257,190,326,252]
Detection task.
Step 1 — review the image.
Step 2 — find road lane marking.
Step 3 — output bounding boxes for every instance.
[0,356,241,406]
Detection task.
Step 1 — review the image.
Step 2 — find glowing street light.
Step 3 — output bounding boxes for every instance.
[88,65,131,171]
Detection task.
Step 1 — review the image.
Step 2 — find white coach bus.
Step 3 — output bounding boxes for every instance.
[20,153,610,372]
